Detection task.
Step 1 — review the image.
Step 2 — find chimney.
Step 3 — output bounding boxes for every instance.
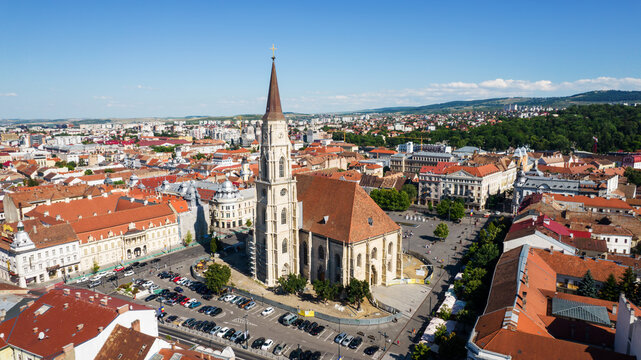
[33,327,38,334]
[76,323,84,331]
[88,296,94,303]
[88,194,92,200]
[19,305,27,312]
[63,288,70,296]
[612,304,617,315]
[131,319,140,332]
[75,292,81,299]
[98,326,104,332]
[570,233,574,239]
[64,303,69,309]
[100,297,108,306]
[55,215,61,221]
[116,304,129,314]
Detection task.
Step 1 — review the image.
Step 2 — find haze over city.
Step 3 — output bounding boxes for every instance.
[1,0,640,119]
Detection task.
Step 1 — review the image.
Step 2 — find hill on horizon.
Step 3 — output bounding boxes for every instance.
[360,90,641,114]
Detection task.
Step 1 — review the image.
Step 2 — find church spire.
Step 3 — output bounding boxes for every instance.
[262,54,286,122]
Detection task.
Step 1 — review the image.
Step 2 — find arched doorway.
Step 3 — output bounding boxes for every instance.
[370,265,378,286]
[134,247,142,257]
[317,265,325,281]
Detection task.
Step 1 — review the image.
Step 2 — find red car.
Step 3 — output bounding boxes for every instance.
[180,298,191,306]
[114,265,125,272]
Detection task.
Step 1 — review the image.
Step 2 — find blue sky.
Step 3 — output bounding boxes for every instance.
[1,0,640,119]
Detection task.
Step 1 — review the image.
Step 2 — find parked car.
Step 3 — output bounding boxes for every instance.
[310,325,324,336]
[341,335,354,347]
[273,343,285,355]
[76,276,88,283]
[114,265,125,272]
[123,270,134,277]
[230,330,243,342]
[334,332,347,344]
[348,336,363,349]
[262,307,274,316]
[364,345,379,355]
[88,280,101,288]
[188,301,201,309]
[144,294,157,302]
[210,307,223,316]
[261,339,274,351]
[151,258,161,263]
[251,337,265,349]
[216,327,229,337]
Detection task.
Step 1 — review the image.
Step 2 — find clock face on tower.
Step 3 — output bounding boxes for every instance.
[280,188,287,196]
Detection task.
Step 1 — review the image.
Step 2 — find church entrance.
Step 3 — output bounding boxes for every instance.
[370,265,378,286]
[134,247,142,258]
[317,266,325,281]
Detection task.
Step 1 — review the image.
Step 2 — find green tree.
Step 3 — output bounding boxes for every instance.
[625,167,641,186]
[437,304,452,320]
[183,231,193,246]
[312,279,333,303]
[411,343,431,360]
[578,270,598,298]
[104,168,114,173]
[437,332,467,360]
[84,169,93,175]
[370,189,411,211]
[204,263,231,294]
[24,178,39,187]
[470,243,499,268]
[433,222,449,241]
[91,261,100,274]
[55,160,67,168]
[436,199,465,221]
[401,184,418,203]
[278,274,307,295]
[245,219,252,227]
[210,236,219,254]
[619,267,637,300]
[599,273,620,301]
[346,278,371,310]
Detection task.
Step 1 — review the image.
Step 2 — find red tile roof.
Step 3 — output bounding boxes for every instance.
[550,194,632,210]
[296,175,400,243]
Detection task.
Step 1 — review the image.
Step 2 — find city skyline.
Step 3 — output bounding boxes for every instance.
[1,0,640,119]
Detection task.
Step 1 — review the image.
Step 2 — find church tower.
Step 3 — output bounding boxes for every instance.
[249,53,299,286]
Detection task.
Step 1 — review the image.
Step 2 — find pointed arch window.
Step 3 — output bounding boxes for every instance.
[279,157,285,178]
[281,207,287,225]
[282,238,288,253]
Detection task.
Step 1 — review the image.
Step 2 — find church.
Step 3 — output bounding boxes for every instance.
[249,55,403,287]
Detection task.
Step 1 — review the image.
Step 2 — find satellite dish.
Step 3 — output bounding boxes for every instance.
[38,332,45,340]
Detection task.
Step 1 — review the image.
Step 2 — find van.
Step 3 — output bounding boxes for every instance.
[280,313,298,325]
[88,280,101,288]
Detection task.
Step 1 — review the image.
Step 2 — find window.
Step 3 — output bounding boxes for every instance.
[281,208,287,225]
[318,246,325,260]
[357,253,362,267]
[282,239,288,253]
[371,247,378,260]
[388,242,393,255]
[279,157,285,177]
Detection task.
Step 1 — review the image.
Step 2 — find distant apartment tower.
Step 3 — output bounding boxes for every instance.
[397,141,414,153]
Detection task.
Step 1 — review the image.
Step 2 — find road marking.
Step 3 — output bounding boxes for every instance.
[323,331,334,342]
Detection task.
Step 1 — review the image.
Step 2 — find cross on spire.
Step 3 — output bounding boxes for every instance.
[270,44,277,60]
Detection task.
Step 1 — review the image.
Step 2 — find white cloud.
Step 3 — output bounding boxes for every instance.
[92,95,111,100]
[0,93,17,97]
[279,76,641,112]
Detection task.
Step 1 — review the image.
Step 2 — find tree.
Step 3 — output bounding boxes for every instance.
[210,236,219,254]
[313,279,333,303]
[346,278,370,310]
[245,219,252,227]
[104,168,114,173]
[401,184,418,203]
[625,167,641,186]
[437,304,452,320]
[84,169,93,175]
[370,189,411,211]
[411,343,431,360]
[578,270,598,298]
[436,199,465,221]
[619,267,637,300]
[437,332,467,360]
[470,243,499,268]
[24,178,39,187]
[433,222,449,241]
[278,274,307,295]
[204,263,231,294]
[183,231,193,246]
[91,261,100,274]
[599,273,620,301]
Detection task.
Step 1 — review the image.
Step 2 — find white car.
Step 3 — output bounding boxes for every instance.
[216,327,229,337]
[261,339,274,351]
[142,280,154,288]
[183,299,196,308]
[261,307,274,316]
[223,294,235,302]
[124,270,134,277]
[76,276,88,284]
